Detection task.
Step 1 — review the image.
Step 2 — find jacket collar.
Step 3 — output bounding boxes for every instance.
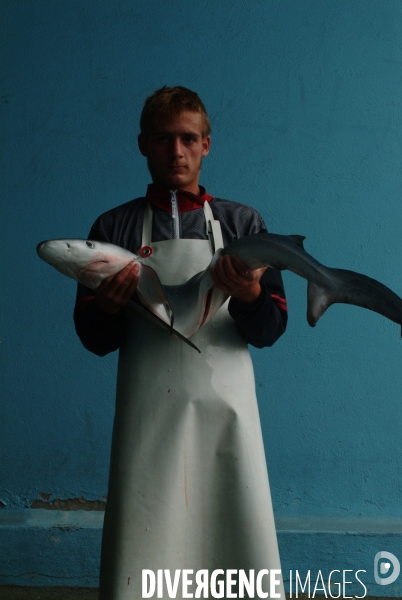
[146,184,213,213]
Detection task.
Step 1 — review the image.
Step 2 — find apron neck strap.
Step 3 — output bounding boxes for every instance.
[141,202,153,248]
[141,201,224,253]
[203,201,223,253]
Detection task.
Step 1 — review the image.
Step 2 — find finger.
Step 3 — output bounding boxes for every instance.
[222,255,250,281]
[218,256,248,288]
[211,259,244,294]
[120,271,141,303]
[211,258,234,289]
[211,264,226,289]
[97,262,134,291]
[110,263,140,302]
[229,255,254,279]
[98,262,139,295]
[227,256,267,283]
[211,264,229,292]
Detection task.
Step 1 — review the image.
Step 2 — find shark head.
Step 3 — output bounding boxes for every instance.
[36,238,138,288]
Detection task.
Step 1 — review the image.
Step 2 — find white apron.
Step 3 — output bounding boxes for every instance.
[99,202,285,600]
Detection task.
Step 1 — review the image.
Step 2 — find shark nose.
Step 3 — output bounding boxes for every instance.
[36,241,46,255]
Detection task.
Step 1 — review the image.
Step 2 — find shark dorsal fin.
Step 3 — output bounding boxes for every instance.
[290,235,306,249]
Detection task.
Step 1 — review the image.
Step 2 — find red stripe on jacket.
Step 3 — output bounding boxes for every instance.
[271,294,288,312]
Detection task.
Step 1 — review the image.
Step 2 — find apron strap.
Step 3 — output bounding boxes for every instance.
[141,200,224,253]
[141,202,153,248]
[203,201,224,253]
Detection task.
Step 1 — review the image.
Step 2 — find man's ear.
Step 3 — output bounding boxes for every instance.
[138,133,148,157]
[202,135,211,157]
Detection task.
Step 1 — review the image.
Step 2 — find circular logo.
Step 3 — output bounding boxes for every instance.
[374,551,400,586]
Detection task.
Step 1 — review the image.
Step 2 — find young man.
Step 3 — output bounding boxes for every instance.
[75,87,287,600]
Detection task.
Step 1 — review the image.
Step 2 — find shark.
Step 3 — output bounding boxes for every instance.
[37,233,402,349]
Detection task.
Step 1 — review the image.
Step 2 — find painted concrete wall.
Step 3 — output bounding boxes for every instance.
[2,0,402,593]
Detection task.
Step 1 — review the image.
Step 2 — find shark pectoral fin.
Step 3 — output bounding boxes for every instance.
[137,264,174,326]
[127,300,201,353]
[307,280,333,327]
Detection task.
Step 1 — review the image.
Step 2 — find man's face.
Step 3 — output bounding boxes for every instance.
[138,111,210,194]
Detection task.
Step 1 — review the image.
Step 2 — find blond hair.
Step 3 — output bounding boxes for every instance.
[140,86,211,137]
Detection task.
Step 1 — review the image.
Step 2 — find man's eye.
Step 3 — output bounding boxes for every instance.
[183,136,195,143]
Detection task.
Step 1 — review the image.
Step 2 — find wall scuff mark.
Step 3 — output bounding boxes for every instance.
[31,495,106,511]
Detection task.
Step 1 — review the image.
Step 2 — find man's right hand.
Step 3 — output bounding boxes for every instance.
[94,262,140,313]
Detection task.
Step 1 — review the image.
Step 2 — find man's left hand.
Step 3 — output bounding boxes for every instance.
[211,255,267,304]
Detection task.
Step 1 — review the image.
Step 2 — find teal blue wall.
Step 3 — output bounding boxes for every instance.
[2,0,402,592]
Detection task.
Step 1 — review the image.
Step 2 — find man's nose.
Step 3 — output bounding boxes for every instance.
[172,138,184,157]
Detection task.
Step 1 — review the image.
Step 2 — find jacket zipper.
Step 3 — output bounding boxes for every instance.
[170,190,180,239]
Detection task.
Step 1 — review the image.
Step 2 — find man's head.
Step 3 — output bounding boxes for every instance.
[138,86,211,194]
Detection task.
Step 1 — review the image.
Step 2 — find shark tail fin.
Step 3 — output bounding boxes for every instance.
[307,280,334,327]
[308,268,402,333]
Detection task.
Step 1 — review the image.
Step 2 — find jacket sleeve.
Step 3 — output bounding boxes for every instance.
[228,267,288,348]
[74,286,128,357]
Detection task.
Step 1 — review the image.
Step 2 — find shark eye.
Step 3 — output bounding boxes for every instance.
[86,241,94,248]
[66,243,71,248]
